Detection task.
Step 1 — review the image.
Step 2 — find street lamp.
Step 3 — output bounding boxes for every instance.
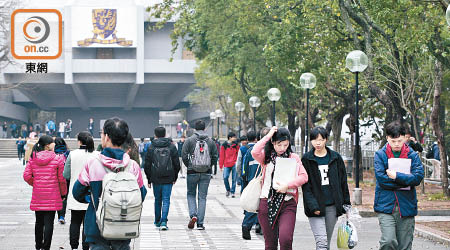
[210,112,217,138]
[346,50,368,205]
[447,4,450,26]
[235,102,245,138]
[300,73,316,153]
[249,96,261,132]
[215,109,224,139]
[267,88,281,126]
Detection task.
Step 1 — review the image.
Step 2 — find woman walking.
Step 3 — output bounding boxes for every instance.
[251,126,308,250]
[301,126,351,250]
[54,137,70,224]
[23,135,67,250]
[63,132,97,250]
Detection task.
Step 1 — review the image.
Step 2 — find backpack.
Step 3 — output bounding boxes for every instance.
[190,138,211,173]
[152,146,174,178]
[92,159,142,240]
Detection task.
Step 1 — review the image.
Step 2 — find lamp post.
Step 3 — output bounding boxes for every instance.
[249,96,261,132]
[209,112,217,138]
[346,50,368,205]
[447,4,450,26]
[235,102,245,138]
[267,88,281,126]
[215,109,224,139]
[300,73,316,153]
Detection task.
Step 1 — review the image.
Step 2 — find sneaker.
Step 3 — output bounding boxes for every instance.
[58,216,65,224]
[197,224,205,230]
[160,222,168,231]
[226,191,230,197]
[154,222,161,228]
[231,193,235,198]
[242,226,251,240]
[188,216,197,229]
[255,224,263,235]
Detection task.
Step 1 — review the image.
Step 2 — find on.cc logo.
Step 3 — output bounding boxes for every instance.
[23,16,50,44]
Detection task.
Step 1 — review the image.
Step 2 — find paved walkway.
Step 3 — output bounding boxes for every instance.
[0,158,448,249]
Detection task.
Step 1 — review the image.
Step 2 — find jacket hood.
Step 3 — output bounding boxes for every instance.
[303,146,339,161]
[98,151,131,172]
[152,137,173,147]
[380,143,416,158]
[34,151,57,165]
[194,131,209,140]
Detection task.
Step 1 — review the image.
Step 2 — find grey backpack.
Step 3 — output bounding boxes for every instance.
[190,138,211,172]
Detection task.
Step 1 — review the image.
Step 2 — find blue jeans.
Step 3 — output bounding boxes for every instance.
[242,210,259,228]
[153,183,173,224]
[223,165,236,194]
[187,173,211,225]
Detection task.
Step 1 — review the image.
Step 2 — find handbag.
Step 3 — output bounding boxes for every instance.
[240,165,263,213]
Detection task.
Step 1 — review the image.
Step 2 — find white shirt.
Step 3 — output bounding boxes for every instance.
[260,162,293,201]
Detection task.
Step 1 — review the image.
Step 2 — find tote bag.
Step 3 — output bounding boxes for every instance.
[240,165,262,213]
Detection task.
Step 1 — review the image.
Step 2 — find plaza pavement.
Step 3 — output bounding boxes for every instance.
[0,158,448,249]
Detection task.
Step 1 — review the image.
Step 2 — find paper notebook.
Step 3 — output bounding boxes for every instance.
[388,158,412,190]
[273,157,297,193]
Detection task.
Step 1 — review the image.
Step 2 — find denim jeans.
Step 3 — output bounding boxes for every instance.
[242,210,259,228]
[153,183,173,224]
[187,173,211,225]
[223,165,236,194]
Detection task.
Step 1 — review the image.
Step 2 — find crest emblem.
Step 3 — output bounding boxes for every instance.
[78,9,132,46]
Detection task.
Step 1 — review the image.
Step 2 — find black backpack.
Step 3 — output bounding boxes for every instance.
[152,146,173,178]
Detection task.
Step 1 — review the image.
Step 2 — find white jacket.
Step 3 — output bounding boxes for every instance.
[64,149,99,210]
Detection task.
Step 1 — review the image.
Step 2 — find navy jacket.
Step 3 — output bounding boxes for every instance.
[374,144,424,217]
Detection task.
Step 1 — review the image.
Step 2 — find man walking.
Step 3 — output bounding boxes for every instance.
[2,121,7,138]
[144,127,180,230]
[182,120,218,230]
[374,121,424,250]
[72,117,147,249]
[219,132,239,198]
[177,135,186,178]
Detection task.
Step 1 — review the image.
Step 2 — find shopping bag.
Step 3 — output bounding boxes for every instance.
[337,206,360,249]
[240,166,262,213]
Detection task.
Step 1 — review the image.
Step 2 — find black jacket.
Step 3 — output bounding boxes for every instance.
[181,131,218,174]
[407,141,423,153]
[144,137,180,185]
[301,147,350,217]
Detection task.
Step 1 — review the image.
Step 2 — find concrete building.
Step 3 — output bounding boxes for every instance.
[0,0,200,137]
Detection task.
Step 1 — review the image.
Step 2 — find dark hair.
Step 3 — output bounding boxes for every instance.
[54,137,67,148]
[310,126,329,141]
[31,135,53,159]
[122,133,140,165]
[140,138,144,142]
[386,120,406,138]
[154,126,166,138]
[195,120,205,131]
[103,117,129,146]
[240,135,248,142]
[263,128,292,164]
[77,131,94,152]
[227,132,236,140]
[247,131,257,142]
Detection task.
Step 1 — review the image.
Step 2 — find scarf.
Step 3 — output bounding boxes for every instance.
[386,143,409,159]
[268,150,290,228]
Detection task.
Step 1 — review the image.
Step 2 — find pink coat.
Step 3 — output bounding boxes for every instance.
[251,135,308,203]
[23,150,67,211]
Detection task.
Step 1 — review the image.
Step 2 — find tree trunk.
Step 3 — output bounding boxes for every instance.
[287,111,296,149]
[430,61,449,196]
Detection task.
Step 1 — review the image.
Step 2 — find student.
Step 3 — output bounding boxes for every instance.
[16,136,26,162]
[405,128,423,153]
[72,117,147,249]
[301,126,350,250]
[219,132,240,198]
[239,129,269,240]
[374,121,424,250]
[23,135,67,250]
[54,137,70,224]
[63,132,97,250]
[177,135,186,178]
[144,127,180,230]
[251,127,308,250]
[181,120,218,230]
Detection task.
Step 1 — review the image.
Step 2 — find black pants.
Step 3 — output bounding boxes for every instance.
[70,210,89,250]
[212,163,217,175]
[18,149,24,160]
[35,211,56,250]
[57,181,69,218]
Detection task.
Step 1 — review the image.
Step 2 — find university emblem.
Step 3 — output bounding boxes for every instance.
[77,9,132,46]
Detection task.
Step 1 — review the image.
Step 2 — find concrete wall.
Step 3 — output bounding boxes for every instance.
[56,108,159,138]
[144,23,183,60]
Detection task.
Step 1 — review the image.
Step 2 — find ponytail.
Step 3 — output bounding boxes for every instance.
[77,131,94,153]
[31,135,54,159]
